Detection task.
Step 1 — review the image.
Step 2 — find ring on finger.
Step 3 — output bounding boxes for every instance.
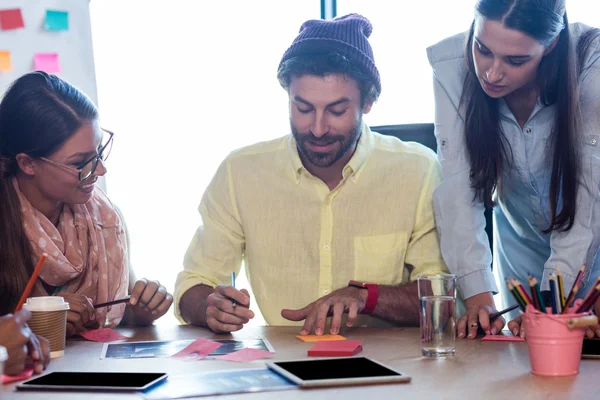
[470,322,478,328]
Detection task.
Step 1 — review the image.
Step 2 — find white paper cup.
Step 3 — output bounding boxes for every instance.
[23,296,70,358]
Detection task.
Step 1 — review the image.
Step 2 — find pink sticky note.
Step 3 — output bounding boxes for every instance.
[214,348,274,363]
[0,8,24,30]
[308,340,363,356]
[2,367,34,384]
[482,333,525,342]
[171,338,223,361]
[79,328,130,342]
[34,53,61,73]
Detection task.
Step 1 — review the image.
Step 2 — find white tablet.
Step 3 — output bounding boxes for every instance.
[266,357,411,388]
[17,372,168,392]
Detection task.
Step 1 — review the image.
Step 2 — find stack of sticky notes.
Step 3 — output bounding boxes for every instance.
[308,340,363,357]
[296,334,347,342]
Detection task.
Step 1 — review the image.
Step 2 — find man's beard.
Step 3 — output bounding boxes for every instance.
[291,118,362,168]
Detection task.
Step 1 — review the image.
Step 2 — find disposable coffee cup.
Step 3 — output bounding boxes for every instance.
[0,345,7,387]
[23,296,69,359]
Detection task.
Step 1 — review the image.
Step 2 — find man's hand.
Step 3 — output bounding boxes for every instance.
[206,284,254,333]
[57,293,97,337]
[129,278,174,324]
[281,286,367,335]
[457,292,505,339]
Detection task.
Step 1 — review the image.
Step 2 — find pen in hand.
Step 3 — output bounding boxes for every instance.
[231,272,237,309]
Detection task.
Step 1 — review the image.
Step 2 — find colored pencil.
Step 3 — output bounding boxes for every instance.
[93,296,131,309]
[512,278,533,306]
[561,285,579,314]
[575,283,600,313]
[528,276,541,311]
[489,304,520,322]
[507,280,526,310]
[557,269,565,309]
[549,276,558,314]
[15,253,48,312]
[531,277,546,313]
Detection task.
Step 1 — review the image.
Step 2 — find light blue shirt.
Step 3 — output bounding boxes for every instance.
[427,23,600,306]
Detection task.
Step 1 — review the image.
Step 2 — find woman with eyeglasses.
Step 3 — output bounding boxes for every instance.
[428,0,600,339]
[0,72,173,338]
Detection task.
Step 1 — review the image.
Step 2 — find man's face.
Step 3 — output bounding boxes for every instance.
[289,74,373,168]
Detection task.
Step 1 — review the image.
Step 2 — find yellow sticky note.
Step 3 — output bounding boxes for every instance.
[0,51,12,71]
[296,334,347,342]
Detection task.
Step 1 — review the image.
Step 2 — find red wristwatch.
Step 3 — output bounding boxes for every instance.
[348,280,379,314]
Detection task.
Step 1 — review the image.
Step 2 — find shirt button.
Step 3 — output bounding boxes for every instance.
[592,139,597,145]
[323,244,330,251]
[526,128,532,134]
[323,290,329,295]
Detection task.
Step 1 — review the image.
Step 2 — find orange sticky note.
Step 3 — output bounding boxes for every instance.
[0,51,11,71]
[0,8,24,30]
[296,334,347,342]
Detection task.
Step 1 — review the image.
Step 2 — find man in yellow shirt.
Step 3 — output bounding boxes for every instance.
[175,13,448,335]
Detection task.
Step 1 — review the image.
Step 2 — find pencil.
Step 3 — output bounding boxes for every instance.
[489,304,520,322]
[507,280,526,310]
[231,271,237,308]
[575,283,600,313]
[528,276,541,311]
[549,275,558,314]
[557,269,565,309]
[531,277,546,313]
[15,253,48,312]
[94,296,131,309]
[512,278,533,306]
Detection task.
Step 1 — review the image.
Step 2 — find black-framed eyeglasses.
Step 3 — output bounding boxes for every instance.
[41,129,114,182]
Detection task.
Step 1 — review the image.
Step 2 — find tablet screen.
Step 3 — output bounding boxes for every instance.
[19,372,167,391]
[272,357,402,381]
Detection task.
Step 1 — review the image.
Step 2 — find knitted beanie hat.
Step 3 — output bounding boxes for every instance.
[279,13,381,95]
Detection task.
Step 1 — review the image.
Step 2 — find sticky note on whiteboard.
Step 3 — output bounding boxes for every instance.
[45,10,69,31]
[0,51,11,71]
[0,8,24,30]
[34,53,61,73]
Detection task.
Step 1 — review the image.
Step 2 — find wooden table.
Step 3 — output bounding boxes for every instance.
[1,325,597,399]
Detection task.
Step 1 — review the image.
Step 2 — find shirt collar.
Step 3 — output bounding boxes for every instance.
[498,97,546,124]
[287,123,375,185]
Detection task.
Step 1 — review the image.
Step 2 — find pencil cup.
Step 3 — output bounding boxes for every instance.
[23,296,70,359]
[522,303,587,376]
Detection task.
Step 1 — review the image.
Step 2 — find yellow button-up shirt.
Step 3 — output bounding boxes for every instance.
[175,125,448,326]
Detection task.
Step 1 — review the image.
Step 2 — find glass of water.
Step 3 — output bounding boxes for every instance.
[418,274,456,358]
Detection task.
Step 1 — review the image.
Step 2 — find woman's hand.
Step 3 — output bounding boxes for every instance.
[0,310,50,375]
[128,278,173,325]
[457,292,505,339]
[57,293,97,336]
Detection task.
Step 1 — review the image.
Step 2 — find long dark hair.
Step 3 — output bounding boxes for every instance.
[461,0,599,233]
[0,72,98,314]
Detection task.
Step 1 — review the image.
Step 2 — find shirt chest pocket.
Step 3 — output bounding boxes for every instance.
[353,232,409,285]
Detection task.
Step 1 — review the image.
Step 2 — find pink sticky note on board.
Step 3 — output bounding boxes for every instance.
[171,338,223,361]
[34,53,61,73]
[214,348,274,363]
[79,328,129,342]
[0,8,24,30]
[482,333,525,342]
[2,367,34,384]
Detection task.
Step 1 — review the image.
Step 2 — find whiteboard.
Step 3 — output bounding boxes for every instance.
[0,0,97,104]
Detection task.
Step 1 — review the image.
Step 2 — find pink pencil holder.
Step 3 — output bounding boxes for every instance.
[522,301,587,376]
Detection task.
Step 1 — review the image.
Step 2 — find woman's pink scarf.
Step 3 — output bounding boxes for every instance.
[15,178,128,327]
